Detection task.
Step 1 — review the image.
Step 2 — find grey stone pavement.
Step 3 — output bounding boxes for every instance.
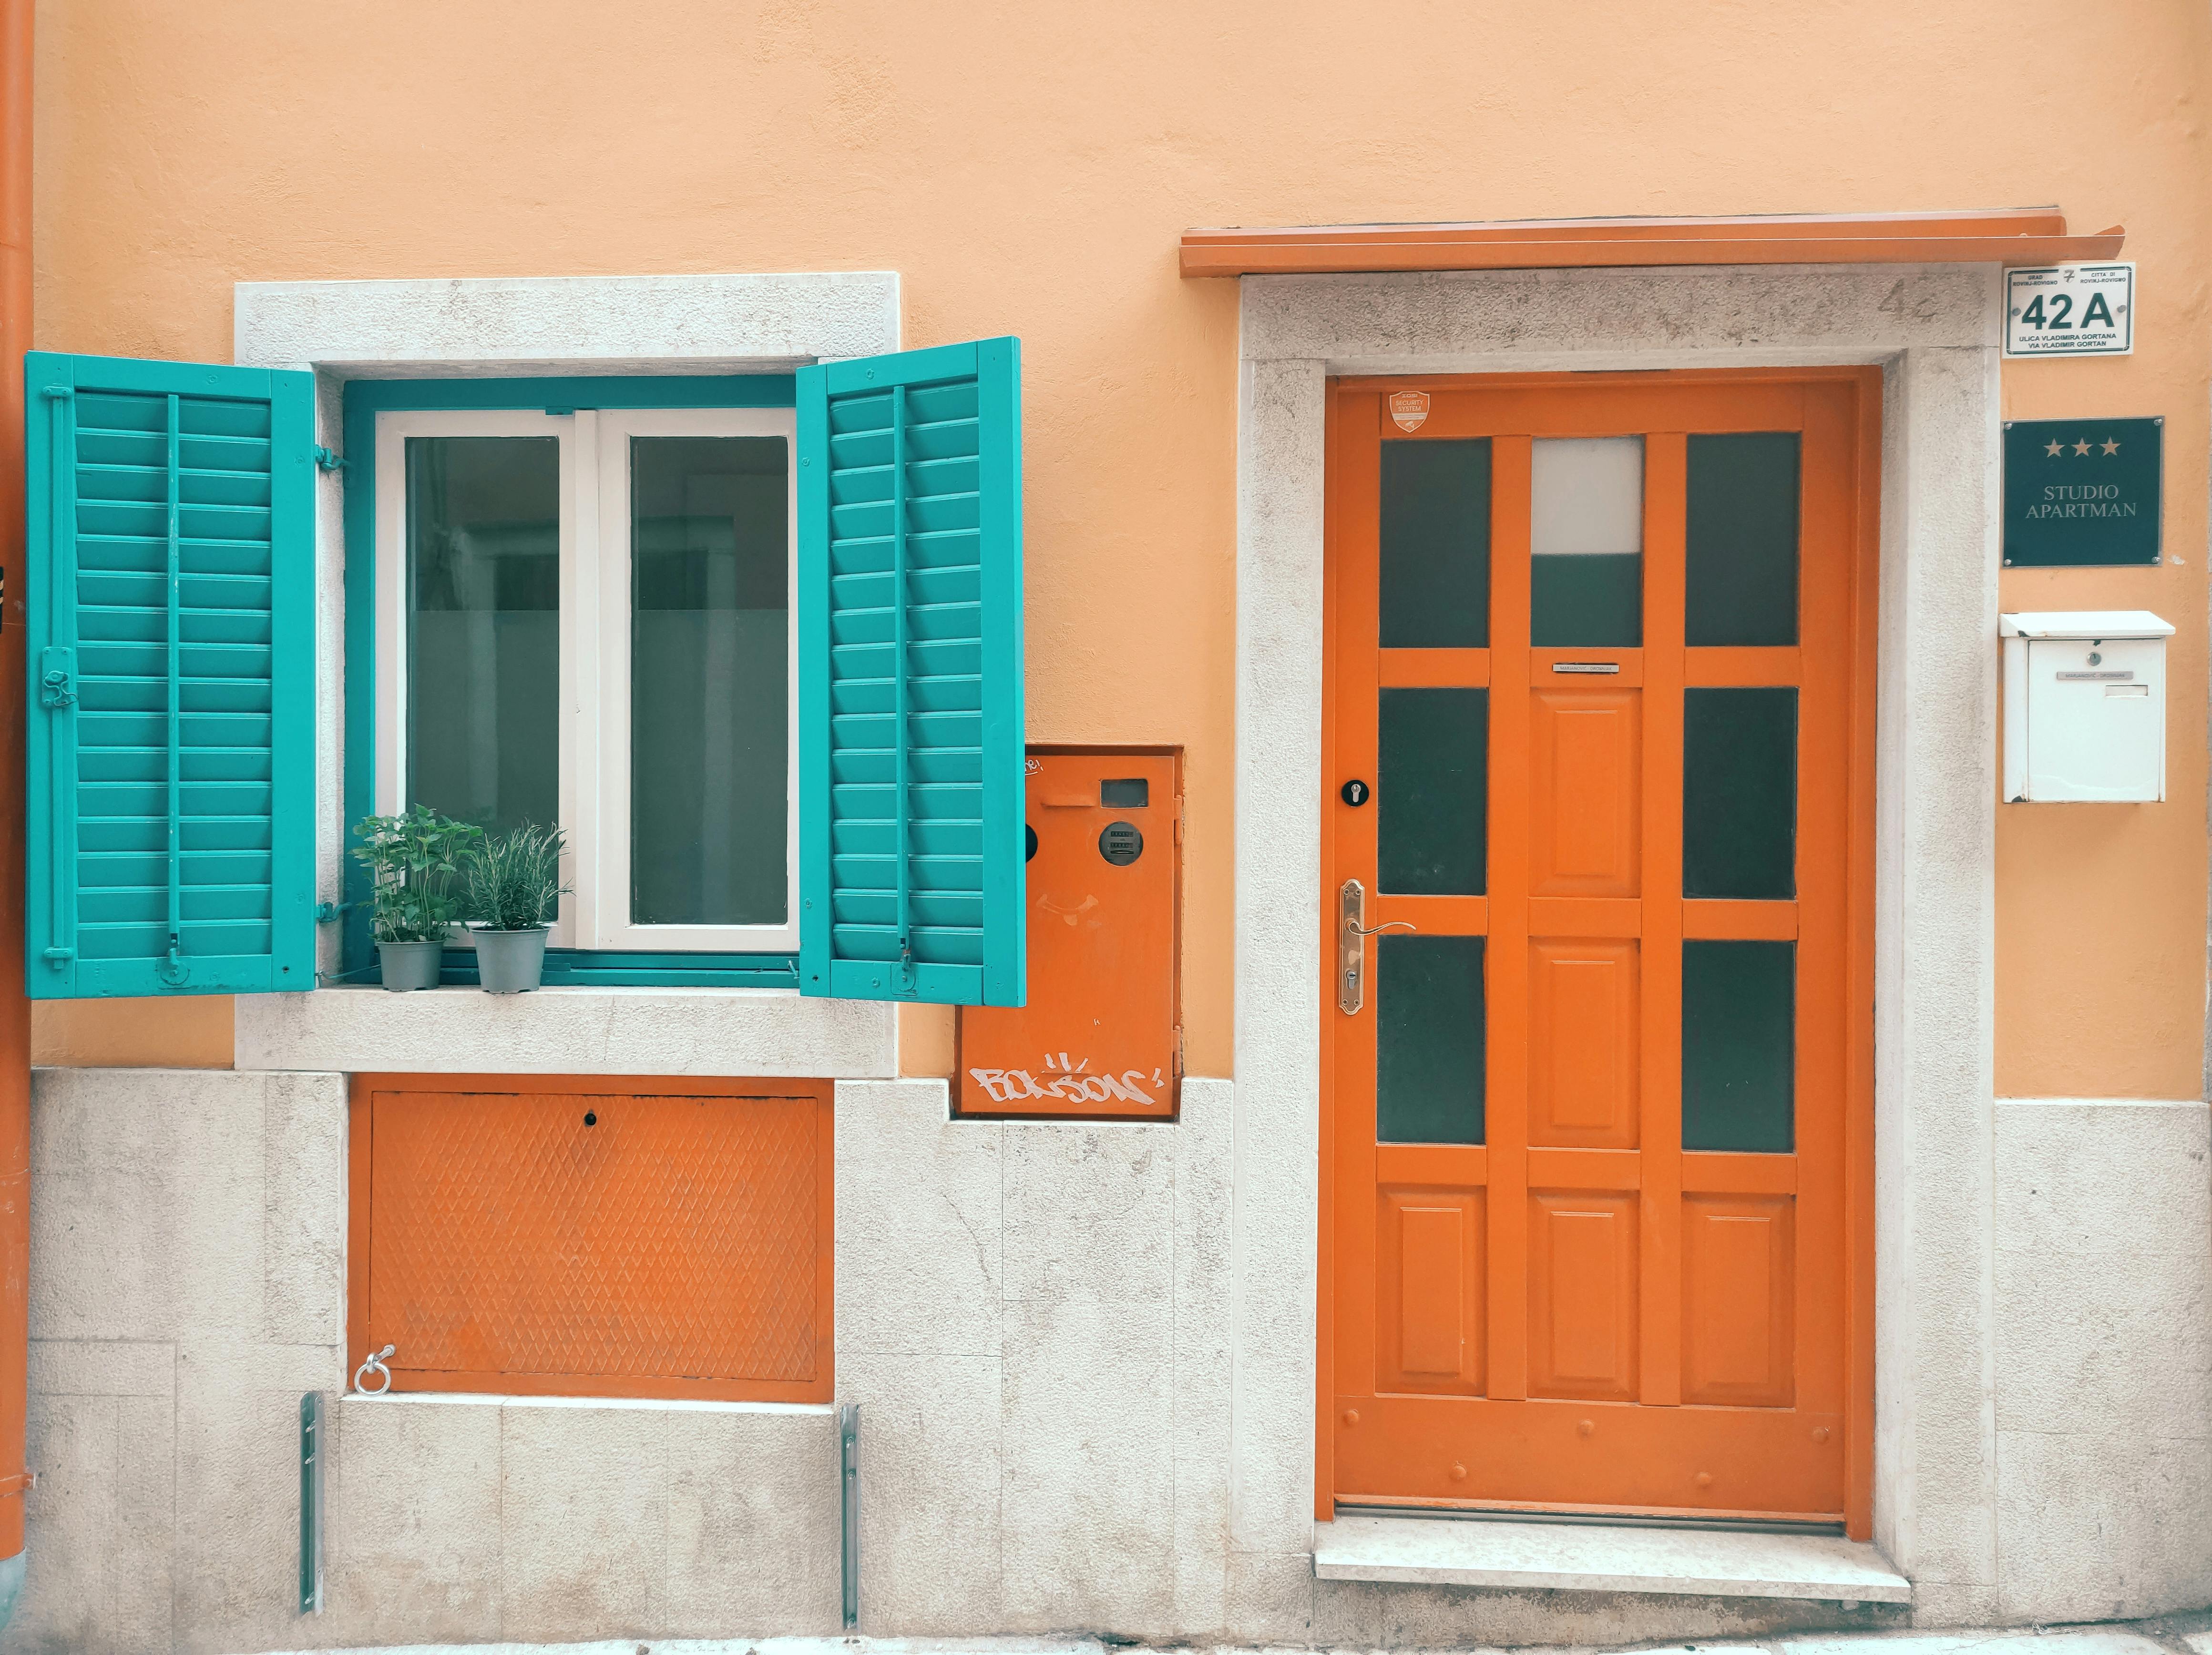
[249,1614,2212,1655]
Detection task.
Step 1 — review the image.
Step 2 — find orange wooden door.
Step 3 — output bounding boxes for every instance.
[1324,373,1874,1529]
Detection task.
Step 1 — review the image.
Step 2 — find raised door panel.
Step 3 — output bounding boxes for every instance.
[1527,1191,1639,1401]
[1681,1194,1795,1406]
[1527,940,1639,1149]
[1529,688,1640,896]
[1377,1188,1486,1395]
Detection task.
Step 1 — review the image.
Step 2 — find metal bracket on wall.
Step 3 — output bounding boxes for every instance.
[298,1392,324,1615]
[839,1402,859,1630]
[312,445,347,472]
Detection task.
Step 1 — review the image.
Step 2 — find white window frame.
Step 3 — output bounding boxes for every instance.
[372,404,799,956]
[591,406,799,952]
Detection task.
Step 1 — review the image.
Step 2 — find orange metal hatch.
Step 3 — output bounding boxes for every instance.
[348,1074,834,1403]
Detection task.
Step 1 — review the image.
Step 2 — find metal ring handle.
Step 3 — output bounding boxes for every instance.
[352,1344,395,1395]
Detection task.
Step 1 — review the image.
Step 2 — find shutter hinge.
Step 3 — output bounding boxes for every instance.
[38,385,70,402]
[314,901,354,924]
[312,446,347,472]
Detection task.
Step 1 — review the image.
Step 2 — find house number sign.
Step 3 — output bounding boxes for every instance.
[2004,263,2133,357]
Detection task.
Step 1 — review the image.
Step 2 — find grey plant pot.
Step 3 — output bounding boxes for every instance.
[376,939,443,992]
[473,927,549,994]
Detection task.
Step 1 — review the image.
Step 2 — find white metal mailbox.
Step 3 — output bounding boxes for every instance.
[2001,610,2172,803]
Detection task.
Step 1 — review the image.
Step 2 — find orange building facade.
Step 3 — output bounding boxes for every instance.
[2,3,2209,1649]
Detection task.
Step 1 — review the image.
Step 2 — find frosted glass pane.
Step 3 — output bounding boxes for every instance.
[631,436,789,926]
[1533,437,1643,556]
[1379,688,1487,895]
[406,436,560,838]
[1377,934,1486,1144]
[1381,439,1491,648]
[1532,437,1643,647]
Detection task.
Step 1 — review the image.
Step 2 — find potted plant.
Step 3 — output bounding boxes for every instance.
[351,806,482,991]
[462,822,572,993]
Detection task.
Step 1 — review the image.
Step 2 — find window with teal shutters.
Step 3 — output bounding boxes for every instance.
[797,338,1025,1005]
[25,352,317,997]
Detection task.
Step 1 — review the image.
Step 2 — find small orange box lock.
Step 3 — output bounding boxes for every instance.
[956,747,1181,1118]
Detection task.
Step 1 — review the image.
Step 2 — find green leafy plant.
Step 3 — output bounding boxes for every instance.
[351,806,483,943]
[464,822,573,931]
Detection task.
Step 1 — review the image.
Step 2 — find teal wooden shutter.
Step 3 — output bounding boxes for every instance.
[797,337,1025,1005]
[25,352,317,998]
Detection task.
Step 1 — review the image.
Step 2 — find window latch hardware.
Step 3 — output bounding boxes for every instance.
[38,647,74,709]
[313,901,354,924]
[312,446,347,472]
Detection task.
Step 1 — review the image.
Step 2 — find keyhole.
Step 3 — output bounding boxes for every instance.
[583,1111,597,1127]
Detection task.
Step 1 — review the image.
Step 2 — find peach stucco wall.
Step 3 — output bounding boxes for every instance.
[22,0,2212,1097]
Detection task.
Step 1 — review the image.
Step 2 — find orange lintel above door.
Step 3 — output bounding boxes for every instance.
[1178,207,2124,278]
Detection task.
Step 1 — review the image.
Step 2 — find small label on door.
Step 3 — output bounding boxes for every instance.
[1388,390,1431,432]
[2057,670,2135,681]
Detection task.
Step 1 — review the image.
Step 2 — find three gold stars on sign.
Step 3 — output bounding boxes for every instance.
[2045,437,2123,457]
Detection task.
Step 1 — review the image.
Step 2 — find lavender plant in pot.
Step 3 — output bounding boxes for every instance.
[462,822,572,993]
[351,806,481,991]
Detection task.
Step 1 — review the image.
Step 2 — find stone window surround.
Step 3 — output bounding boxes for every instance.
[1232,263,2002,1615]
[230,272,904,1076]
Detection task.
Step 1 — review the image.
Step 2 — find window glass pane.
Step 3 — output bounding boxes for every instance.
[1681,939,1794,1152]
[631,436,789,927]
[1531,436,1642,647]
[1380,687,1487,894]
[1381,439,1490,648]
[406,436,560,838]
[1682,687,1796,899]
[1686,432,1800,646]
[1378,934,1485,1144]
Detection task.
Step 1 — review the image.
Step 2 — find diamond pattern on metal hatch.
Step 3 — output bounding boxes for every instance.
[368,1090,820,1383]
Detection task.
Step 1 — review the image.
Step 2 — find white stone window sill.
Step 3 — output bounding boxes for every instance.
[341,1390,834,1415]
[234,984,896,1077]
[1314,1513,1911,1603]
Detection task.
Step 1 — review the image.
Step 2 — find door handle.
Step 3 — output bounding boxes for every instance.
[1337,879,1415,1015]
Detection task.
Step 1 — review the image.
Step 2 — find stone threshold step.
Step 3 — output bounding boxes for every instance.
[1314,1511,1913,1602]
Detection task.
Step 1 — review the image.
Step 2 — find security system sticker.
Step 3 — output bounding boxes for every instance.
[2005,263,2132,357]
[1388,390,1431,432]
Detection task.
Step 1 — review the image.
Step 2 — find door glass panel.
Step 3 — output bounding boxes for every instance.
[1380,687,1487,894]
[1377,934,1486,1144]
[1531,436,1642,646]
[1686,432,1800,646]
[406,436,560,837]
[1682,687,1796,899]
[1681,939,1794,1152]
[631,435,790,927]
[1381,439,1490,648]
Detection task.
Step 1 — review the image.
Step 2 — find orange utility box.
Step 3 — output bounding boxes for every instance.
[956,748,1181,1118]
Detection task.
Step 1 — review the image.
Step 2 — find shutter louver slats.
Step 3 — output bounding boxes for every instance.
[799,339,1024,1006]
[27,353,316,999]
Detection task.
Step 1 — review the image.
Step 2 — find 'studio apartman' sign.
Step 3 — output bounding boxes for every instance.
[2001,416,2162,567]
